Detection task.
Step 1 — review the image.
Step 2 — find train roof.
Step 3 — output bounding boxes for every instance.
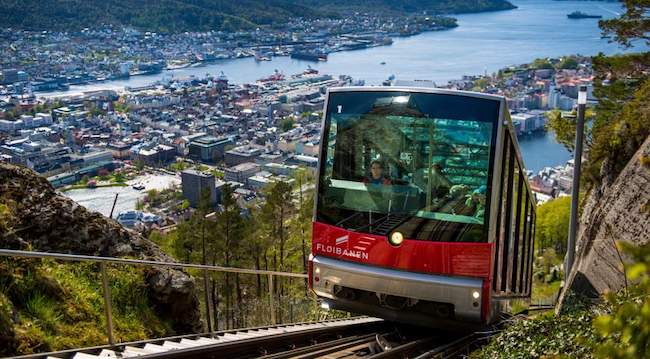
[326,86,507,103]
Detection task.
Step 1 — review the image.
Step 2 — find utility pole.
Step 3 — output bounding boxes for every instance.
[566,85,588,277]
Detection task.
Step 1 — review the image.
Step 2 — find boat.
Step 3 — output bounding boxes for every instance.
[257,70,285,83]
[86,179,97,188]
[255,52,272,61]
[290,49,327,62]
[567,11,602,19]
[167,62,191,70]
[380,61,386,65]
[382,74,396,86]
[303,65,319,75]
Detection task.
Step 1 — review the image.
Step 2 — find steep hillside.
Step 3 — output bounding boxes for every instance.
[0,163,201,354]
[560,135,650,302]
[0,0,515,32]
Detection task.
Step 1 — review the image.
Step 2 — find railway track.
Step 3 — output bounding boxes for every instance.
[10,317,384,359]
[11,307,554,359]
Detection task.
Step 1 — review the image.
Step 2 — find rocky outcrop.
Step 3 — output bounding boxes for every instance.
[0,163,202,333]
[559,135,650,308]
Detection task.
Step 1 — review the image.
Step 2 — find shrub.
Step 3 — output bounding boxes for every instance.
[591,241,650,358]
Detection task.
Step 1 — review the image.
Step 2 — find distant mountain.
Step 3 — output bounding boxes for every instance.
[0,0,516,33]
[304,0,517,14]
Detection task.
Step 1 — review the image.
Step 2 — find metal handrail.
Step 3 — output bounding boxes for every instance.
[0,249,308,278]
[0,248,309,348]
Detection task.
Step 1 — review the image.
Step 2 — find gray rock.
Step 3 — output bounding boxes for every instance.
[558,135,650,309]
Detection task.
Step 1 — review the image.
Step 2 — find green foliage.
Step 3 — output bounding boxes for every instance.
[591,241,650,359]
[0,259,169,355]
[113,102,130,113]
[559,56,579,70]
[181,200,190,211]
[24,293,62,332]
[586,67,650,185]
[536,196,571,256]
[155,177,327,329]
[133,160,145,171]
[0,202,14,234]
[134,199,144,211]
[471,77,490,91]
[582,7,650,186]
[279,118,295,132]
[545,108,596,153]
[305,0,516,15]
[168,161,188,173]
[211,169,224,179]
[0,292,18,355]
[472,301,598,358]
[0,0,516,33]
[530,58,554,70]
[599,1,650,48]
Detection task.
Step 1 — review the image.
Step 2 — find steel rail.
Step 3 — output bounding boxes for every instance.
[411,333,478,359]
[0,248,308,352]
[367,336,438,359]
[0,249,307,278]
[5,318,364,359]
[133,319,386,359]
[260,333,379,359]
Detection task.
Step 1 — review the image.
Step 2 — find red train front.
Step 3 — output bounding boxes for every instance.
[309,87,536,328]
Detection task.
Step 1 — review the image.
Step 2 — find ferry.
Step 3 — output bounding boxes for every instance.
[258,70,285,83]
[567,11,602,19]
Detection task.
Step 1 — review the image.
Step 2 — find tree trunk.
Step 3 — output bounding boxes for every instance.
[298,175,308,293]
[254,250,262,298]
[236,273,243,327]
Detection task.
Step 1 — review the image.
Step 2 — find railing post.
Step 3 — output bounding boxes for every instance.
[268,273,276,325]
[100,262,115,346]
[203,270,213,333]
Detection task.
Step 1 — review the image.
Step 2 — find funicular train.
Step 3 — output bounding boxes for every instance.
[308,87,536,328]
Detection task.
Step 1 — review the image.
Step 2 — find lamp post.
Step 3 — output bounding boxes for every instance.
[566,85,588,277]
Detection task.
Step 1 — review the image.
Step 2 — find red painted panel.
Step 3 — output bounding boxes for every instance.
[312,221,493,279]
[481,279,491,321]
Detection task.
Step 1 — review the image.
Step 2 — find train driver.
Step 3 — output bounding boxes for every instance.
[364,160,392,186]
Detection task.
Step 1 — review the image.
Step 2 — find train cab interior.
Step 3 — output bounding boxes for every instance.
[317,90,499,242]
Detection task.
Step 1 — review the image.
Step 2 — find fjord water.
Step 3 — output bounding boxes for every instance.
[51,0,646,172]
[49,0,638,93]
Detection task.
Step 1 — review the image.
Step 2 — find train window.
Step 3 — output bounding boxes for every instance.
[500,137,515,292]
[519,193,530,293]
[526,205,535,293]
[494,134,510,292]
[317,91,500,242]
[522,200,533,294]
[511,169,523,293]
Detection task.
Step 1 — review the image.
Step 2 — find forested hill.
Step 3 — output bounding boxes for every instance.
[302,0,517,14]
[0,0,516,33]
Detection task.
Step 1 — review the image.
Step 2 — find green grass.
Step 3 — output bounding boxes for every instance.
[532,280,562,304]
[0,259,172,355]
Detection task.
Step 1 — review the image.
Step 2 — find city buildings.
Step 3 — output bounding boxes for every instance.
[188,136,232,163]
[181,169,218,207]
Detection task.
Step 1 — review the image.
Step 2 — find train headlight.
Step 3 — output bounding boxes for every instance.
[389,231,404,246]
[472,291,480,299]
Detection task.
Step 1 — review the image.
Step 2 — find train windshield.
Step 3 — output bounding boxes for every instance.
[316,90,500,242]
